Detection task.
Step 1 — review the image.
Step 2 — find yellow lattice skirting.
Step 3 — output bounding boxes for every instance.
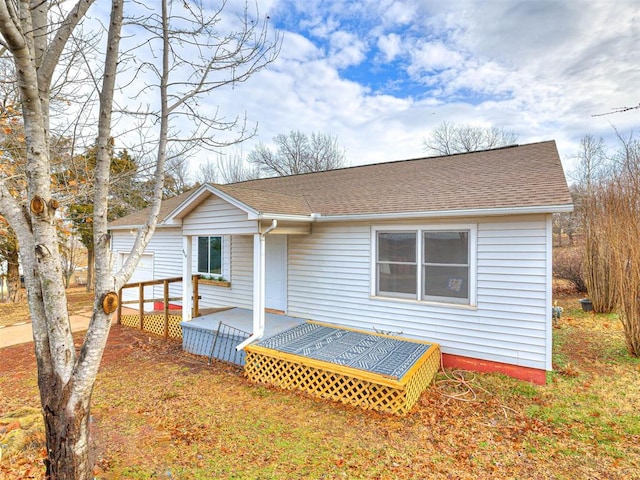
[244,330,440,415]
[120,313,183,339]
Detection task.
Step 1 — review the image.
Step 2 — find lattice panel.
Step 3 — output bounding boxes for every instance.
[402,347,441,413]
[167,317,183,339]
[120,314,183,339]
[244,343,440,415]
[120,314,140,329]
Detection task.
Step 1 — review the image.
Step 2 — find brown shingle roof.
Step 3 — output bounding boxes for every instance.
[109,140,572,228]
[107,188,196,228]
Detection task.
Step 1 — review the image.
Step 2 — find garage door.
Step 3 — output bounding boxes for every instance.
[121,253,155,310]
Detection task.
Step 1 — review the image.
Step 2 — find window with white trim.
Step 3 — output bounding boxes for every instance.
[197,236,222,277]
[374,226,475,305]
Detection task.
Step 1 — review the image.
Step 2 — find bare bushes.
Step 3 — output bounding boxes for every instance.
[553,246,586,293]
[581,195,616,314]
[580,134,640,357]
[598,167,640,357]
[570,132,640,357]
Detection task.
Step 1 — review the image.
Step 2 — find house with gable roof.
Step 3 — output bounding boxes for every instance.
[108,140,573,384]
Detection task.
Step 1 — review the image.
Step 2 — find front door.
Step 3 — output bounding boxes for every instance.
[265,235,287,312]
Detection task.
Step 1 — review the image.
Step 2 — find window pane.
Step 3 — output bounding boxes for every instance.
[423,231,468,264]
[378,232,416,262]
[197,237,209,273]
[378,264,417,295]
[209,236,222,275]
[423,265,469,299]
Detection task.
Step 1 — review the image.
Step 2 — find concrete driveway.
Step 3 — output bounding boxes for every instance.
[0,311,92,349]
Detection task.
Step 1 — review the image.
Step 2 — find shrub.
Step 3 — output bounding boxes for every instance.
[553,246,587,293]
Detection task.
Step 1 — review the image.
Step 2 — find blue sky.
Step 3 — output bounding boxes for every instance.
[198,0,639,175]
[107,0,639,177]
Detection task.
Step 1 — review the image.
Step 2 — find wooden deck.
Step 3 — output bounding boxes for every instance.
[244,321,440,416]
[118,306,441,414]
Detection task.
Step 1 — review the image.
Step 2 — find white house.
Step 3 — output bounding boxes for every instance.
[109,140,573,384]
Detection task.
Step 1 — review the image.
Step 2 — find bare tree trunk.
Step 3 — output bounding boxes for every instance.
[6,253,21,302]
[85,247,94,293]
[0,1,278,477]
[42,396,91,478]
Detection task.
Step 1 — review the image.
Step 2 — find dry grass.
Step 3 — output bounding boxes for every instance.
[1,294,639,479]
[0,287,94,328]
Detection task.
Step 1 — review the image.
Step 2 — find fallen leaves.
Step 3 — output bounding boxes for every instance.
[1,294,639,479]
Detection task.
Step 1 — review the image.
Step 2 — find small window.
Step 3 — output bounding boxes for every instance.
[197,236,222,276]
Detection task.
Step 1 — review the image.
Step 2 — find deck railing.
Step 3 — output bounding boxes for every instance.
[117,275,203,338]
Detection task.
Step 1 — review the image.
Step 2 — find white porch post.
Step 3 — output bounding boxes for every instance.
[252,231,266,335]
[182,235,193,322]
[237,220,277,351]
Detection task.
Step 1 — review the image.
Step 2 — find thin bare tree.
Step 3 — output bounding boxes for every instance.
[249,130,347,177]
[198,149,261,184]
[423,121,518,156]
[0,2,278,479]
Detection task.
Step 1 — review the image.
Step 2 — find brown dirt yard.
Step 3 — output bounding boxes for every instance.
[0,293,639,479]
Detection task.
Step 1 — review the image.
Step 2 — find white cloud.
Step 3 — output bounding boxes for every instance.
[327,30,367,68]
[379,1,419,28]
[377,33,402,62]
[407,40,464,75]
[277,31,321,62]
[189,0,640,178]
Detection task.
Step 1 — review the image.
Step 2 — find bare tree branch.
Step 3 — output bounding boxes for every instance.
[249,130,347,177]
[423,121,518,156]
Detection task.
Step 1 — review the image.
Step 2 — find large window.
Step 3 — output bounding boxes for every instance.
[374,226,475,305]
[197,236,222,276]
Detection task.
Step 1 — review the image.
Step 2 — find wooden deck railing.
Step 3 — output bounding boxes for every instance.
[117,275,203,337]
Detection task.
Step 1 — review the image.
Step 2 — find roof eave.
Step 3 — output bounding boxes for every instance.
[108,223,180,231]
[251,212,317,222]
[165,183,260,222]
[313,204,574,222]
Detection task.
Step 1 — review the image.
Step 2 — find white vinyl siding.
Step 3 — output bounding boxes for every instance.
[180,194,256,309]
[111,229,254,311]
[112,207,553,371]
[182,196,258,236]
[287,215,551,371]
[111,228,183,306]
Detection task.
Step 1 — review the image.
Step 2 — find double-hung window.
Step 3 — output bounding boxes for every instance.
[197,236,222,277]
[374,225,475,305]
[376,232,417,298]
[422,231,469,302]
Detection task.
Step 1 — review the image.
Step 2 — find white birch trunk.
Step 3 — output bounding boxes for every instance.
[0,1,278,477]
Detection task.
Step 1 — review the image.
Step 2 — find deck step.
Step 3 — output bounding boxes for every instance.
[245,322,440,415]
